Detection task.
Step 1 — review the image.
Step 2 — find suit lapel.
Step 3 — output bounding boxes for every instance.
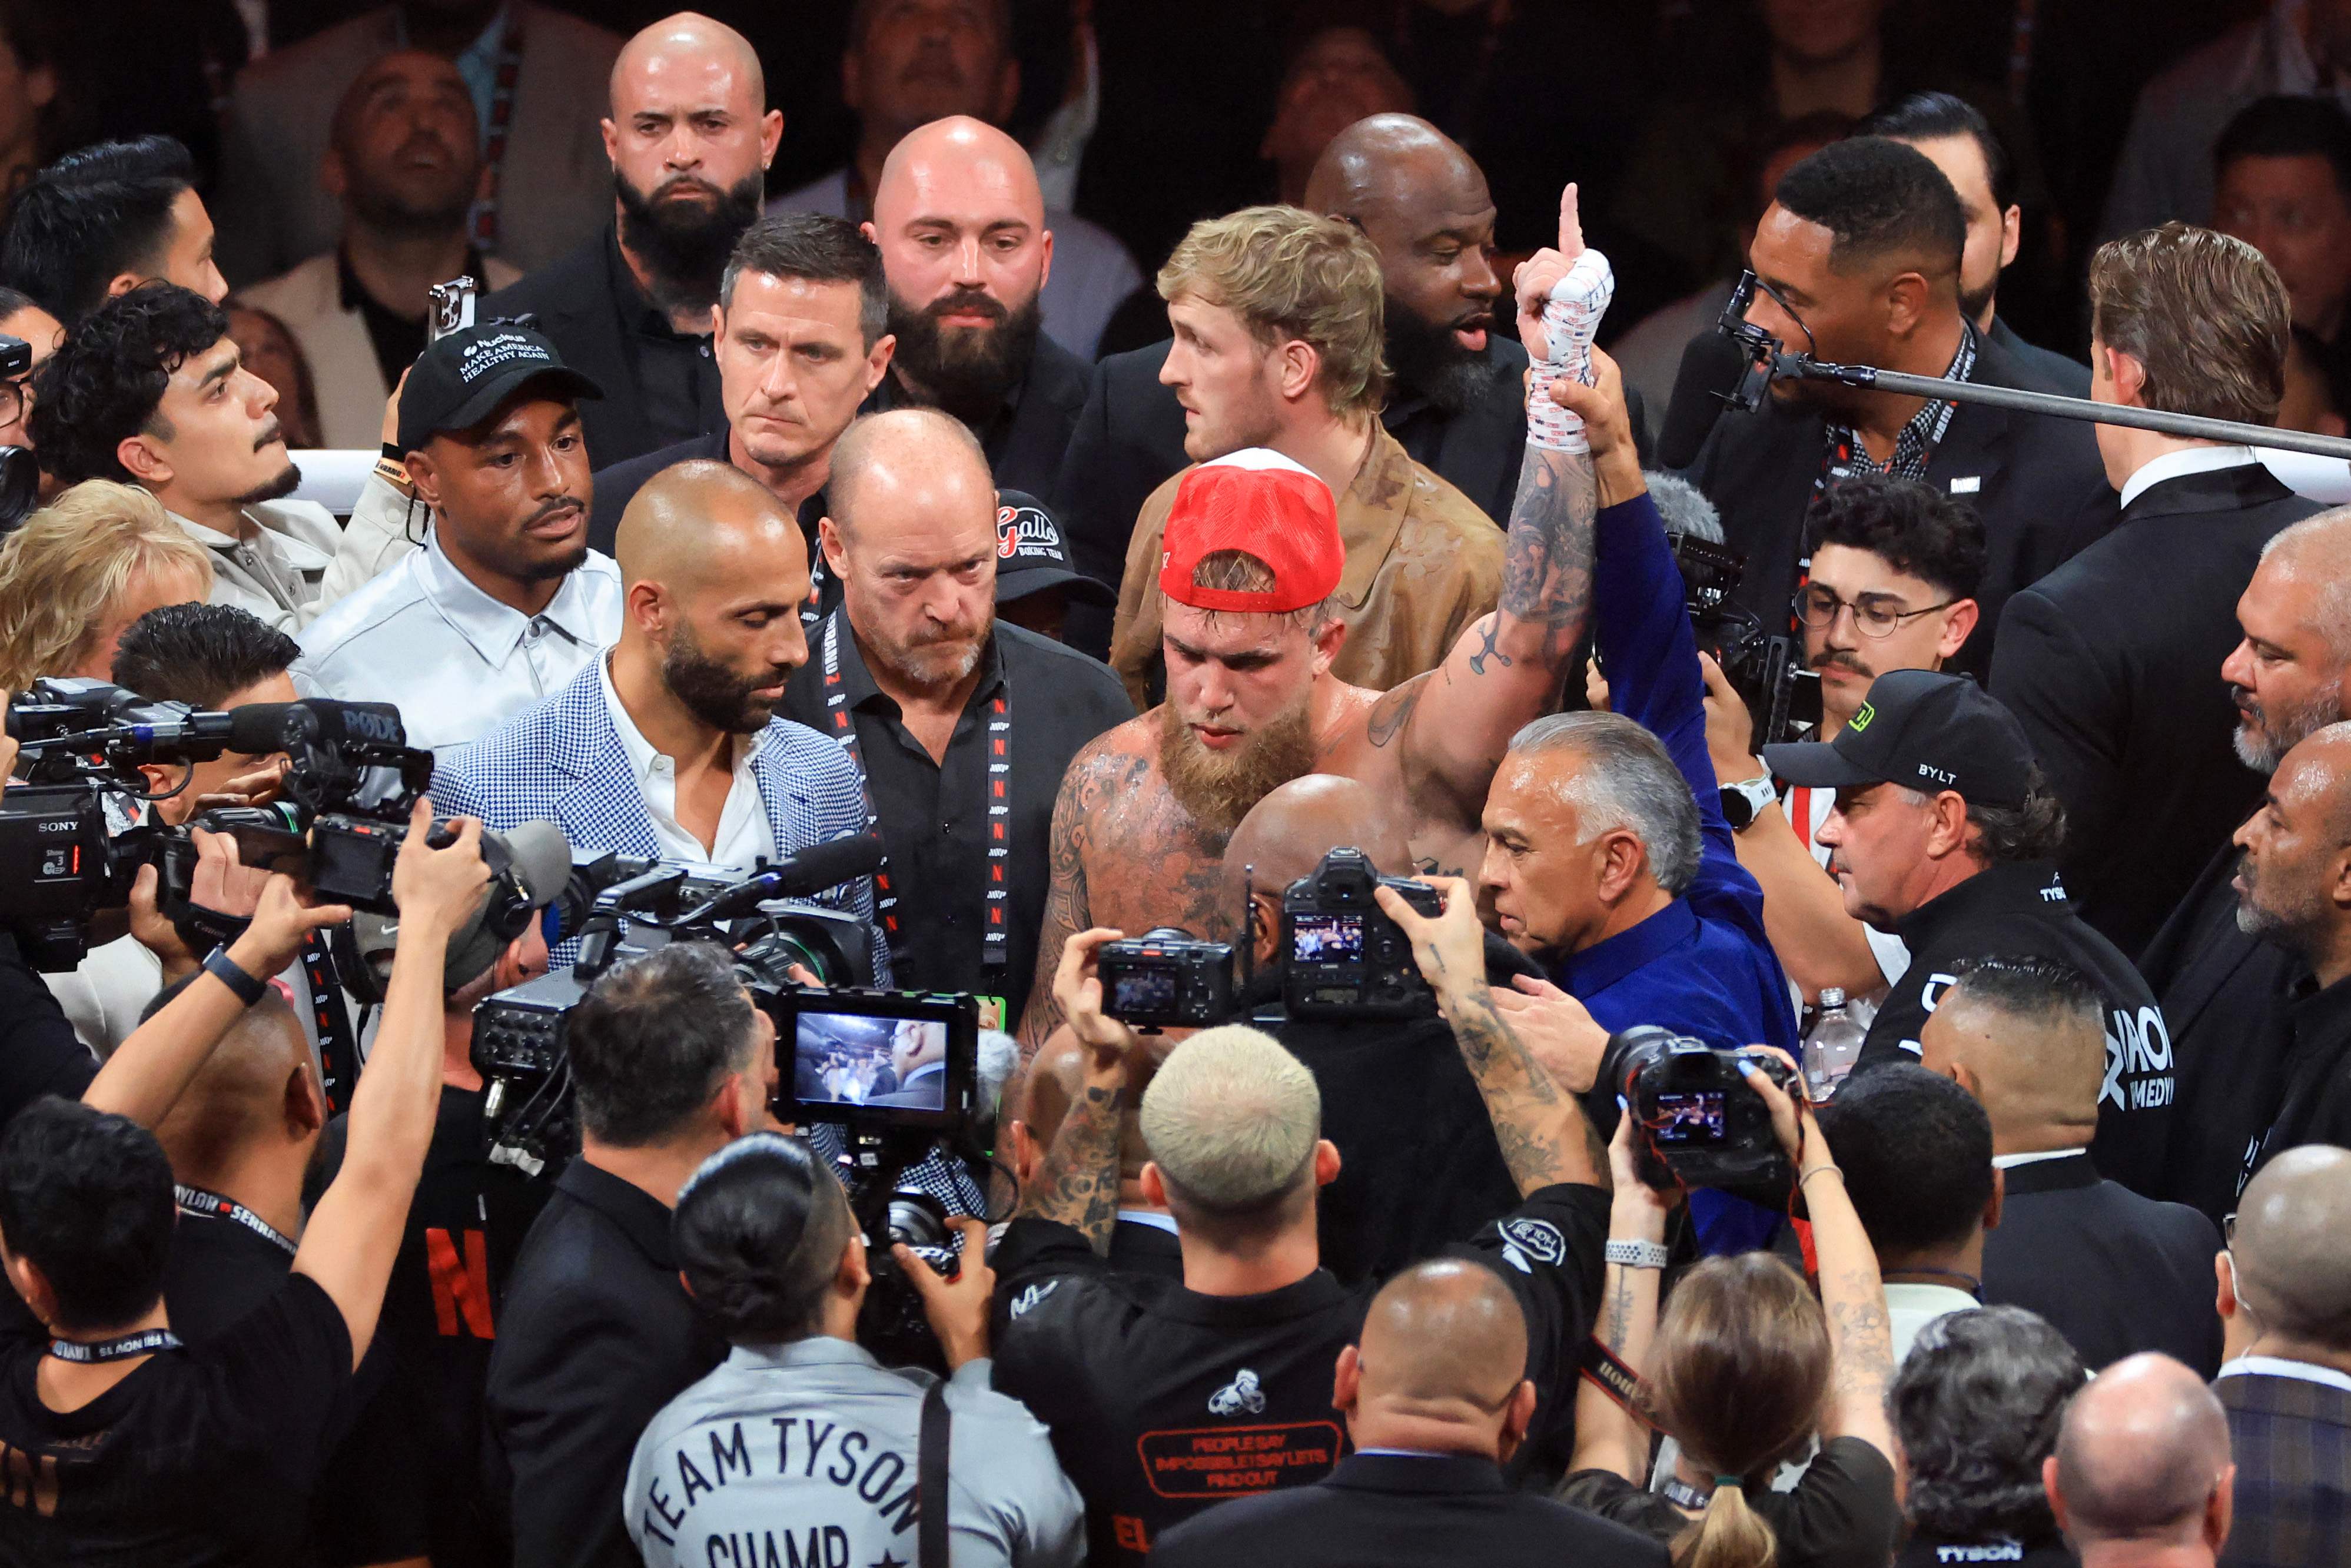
[547,671,663,859]
[752,731,816,852]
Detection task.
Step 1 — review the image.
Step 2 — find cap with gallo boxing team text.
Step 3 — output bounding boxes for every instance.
[396,320,602,454]
[993,491,1115,607]
[1761,669,2035,808]
[1159,450,1343,613]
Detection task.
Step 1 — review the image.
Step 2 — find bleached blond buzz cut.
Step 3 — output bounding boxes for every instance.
[1140,1024,1321,1211]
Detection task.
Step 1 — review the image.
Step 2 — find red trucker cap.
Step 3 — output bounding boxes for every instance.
[1158,450,1344,614]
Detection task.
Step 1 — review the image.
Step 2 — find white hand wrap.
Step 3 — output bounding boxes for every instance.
[1526,250,1616,453]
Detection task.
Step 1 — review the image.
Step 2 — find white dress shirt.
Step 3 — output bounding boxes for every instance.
[296,536,621,753]
[170,499,344,632]
[1885,1281,1981,1368]
[2118,444,2262,510]
[596,652,776,875]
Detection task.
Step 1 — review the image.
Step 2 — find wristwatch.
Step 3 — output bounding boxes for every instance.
[202,945,268,1008]
[1605,1239,1671,1270]
[1718,772,1778,832]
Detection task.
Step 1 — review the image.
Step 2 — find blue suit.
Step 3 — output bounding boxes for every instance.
[430,663,892,982]
[1558,491,1800,1251]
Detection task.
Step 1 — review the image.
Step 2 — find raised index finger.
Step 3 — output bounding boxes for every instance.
[1558,182,1583,259]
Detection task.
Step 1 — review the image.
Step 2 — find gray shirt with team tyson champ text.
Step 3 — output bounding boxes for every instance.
[624,1337,1085,1568]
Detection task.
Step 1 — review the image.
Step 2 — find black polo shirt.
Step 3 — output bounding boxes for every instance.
[341,243,495,389]
[778,610,1132,1025]
[602,230,722,455]
[1857,860,2174,1197]
[865,364,1022,473]
[2250,970,2351,1182]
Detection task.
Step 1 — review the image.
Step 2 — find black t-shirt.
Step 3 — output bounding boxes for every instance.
[0,1273,353,1565]
[311,1086,553,1568]
[1894,1532,2076,1567]
[0,931,97,1128]
[161,1200,295,1343]
[1564,1438,1903,1568]
[989,1183,1607,1566]
[1857,862,2173,1195]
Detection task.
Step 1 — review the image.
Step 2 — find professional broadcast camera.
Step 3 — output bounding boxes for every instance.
[1095,846,1444,1028]
[1598,1026,1801,1191]
[1667,533,1821,753]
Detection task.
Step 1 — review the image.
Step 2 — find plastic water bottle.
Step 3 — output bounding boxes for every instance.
[1804,989,1867,1102]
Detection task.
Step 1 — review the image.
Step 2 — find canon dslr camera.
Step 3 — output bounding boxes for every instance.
[1599,1026,1800,1191]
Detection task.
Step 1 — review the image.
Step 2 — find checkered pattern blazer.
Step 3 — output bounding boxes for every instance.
[2218,1370,2351,1568]
[429,663,891,981]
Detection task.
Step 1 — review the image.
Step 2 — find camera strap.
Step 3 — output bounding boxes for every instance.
[1576,1337,1651,1427]
[820,610,1012,995]
[175,1183,297,1257]
[918,1377,951,1568]
[48,1328,181,1364]
[298,931,358,1117]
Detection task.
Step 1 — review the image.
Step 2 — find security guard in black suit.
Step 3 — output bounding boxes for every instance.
[1148,1261,1666,1568]
[1992,224,2320,956]
[1677,137,2116,680]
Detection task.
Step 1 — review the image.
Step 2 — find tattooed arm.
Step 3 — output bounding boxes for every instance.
[1019,739,1109,1064]
[1376,877,1606,1196]
[1015,929,1143,1254]
[1571,1115,1678,1483]
[1744,1052,1900,1464]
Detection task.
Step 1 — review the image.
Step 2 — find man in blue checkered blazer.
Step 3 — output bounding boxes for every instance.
[430,459,891,982]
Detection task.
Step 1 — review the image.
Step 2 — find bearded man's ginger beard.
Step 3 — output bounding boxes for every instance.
[1157,692,1320,840]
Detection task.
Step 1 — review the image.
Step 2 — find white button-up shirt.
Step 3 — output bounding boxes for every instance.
[295,539,622,754]
[596,652,776,875]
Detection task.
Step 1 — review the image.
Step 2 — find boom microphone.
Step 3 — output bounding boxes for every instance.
[225,699,409,755]
[1656,328,1755,470]
[677,832,889,925]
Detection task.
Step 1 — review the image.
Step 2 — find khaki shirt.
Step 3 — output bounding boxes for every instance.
[1108,425,1504,706]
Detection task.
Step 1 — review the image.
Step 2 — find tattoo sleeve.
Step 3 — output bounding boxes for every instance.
[1493,443,1599,672]
[1443,981,1607,1197]
[1017,751,1094,1062]
[1017,1077,1125,1254]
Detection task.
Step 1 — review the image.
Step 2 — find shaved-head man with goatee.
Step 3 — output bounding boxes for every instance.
[2143,507,2351,1221]
[483,12,782,467]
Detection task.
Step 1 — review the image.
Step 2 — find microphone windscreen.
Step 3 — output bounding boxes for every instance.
[1645,471,1724,543]
[225,702,301,754]
[500,819,575,909]
[772,831,887,897]
[1657,329,1752,470]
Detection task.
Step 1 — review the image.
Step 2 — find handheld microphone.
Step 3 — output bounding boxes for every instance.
[1657,329,1756,470]
[678,832,889,925]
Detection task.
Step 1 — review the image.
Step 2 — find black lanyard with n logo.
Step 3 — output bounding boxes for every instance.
[820,610,1010,988]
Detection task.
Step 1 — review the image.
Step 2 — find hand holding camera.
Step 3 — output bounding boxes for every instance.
[388,798,492,941]
[1371,873,1484,1000]
[1054,926,1144,1071]
[892,1214,994,1371]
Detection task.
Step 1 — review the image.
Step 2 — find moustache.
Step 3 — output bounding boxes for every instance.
[650,173,726,204]
[1811,649,1871,677]
[254,418,283,451]
[927,288,1007,326]
[2230,685,2259,717]
[395,129,455,165]
[525,494,586,527]
[1450,308,1495,332]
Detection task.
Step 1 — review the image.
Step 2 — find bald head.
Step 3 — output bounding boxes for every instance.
[1223,774,1413,905]
[2050,1354,2233,1550]
[610,12,766,116]
[827,407,993,543]
[152,994,319,1188]
[615,459,802,589]
[872,115,1043,230]
[1357,1259,1528,1407]
[1304,114,1480,221]
[2233,1144,2351,1351]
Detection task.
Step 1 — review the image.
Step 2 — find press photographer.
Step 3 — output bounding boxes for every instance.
[0,799,488,1562]
[622,1132,1085,1568]
[991,873,1608,1567]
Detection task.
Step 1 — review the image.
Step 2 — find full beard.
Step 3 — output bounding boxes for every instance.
[662,621,787,734]
[1157,696,1319,840]
[885,286,1043,427]
[2233,680,2343,772]
[1384,301,1491,417]
[615,167,766,316]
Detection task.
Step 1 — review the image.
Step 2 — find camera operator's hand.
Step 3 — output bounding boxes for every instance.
[1608,1110,1678,1223]
[388,798,490,939]
[895,1215,994,1371]
[1700,653,1766,789]
[1585,663,1612,713]
[195,755,289,814]
[1489,975,1609,1093]
[1052,926,1140,1070]
[0,727,17,783]
[228,870,356,983]
[1735,1045,1824,1172]
[1547,348,1643,506]
[1376,875,1487,996]
[127,863,199,981]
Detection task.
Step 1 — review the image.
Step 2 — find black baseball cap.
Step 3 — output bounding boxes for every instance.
[1762,669,2035,807]
[395,321,602,454]
[992,491,1115,608]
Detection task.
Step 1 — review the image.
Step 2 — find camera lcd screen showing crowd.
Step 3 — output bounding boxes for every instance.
[4,2,2351,1564]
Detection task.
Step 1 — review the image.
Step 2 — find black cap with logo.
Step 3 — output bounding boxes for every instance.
[992,491,1115,607]
[1761,668,2035,807]
[395,321,603,454]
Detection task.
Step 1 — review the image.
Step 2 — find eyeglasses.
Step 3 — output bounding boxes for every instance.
[1792,585,1957,638]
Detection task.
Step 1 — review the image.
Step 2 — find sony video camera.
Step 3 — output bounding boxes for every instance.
[1095,845,1443,1028]
[1599,1026,1801,1191]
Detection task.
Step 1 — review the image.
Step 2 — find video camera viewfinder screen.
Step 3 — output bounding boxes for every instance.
[1290,912,1364,963]
[792,1011,948,1112]
[1110,965,1177,1014]
[1651,1090,1728,1146]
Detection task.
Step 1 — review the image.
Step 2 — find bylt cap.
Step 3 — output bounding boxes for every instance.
[1158,449,1344,614]
[1761,668,2035,808]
